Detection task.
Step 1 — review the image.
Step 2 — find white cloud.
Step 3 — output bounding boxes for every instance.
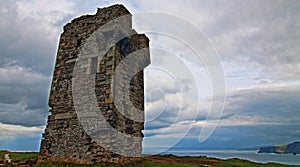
[127,0,300,87]
[15,0,74,43]
[0,0,76,75]
[16,0,74,22]
[0,0,299,150]
[146,76,180,95]
[0,122,44,140]
[0,65,49,86]
[144,83,300,148]
[0,65,50,126]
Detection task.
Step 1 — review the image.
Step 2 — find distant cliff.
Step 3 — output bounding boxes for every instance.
[258,142,300,155]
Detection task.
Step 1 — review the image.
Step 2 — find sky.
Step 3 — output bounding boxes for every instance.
[0,0,299,153]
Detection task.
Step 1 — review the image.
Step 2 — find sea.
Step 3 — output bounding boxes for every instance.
[143,149,300,165]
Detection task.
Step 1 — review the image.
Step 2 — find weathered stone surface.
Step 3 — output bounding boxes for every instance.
[38,4,150,164]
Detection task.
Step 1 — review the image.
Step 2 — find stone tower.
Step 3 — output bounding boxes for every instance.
[38,4,150,164]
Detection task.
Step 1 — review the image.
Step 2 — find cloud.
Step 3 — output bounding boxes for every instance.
[146,76,181,96]
[0,0,299,151]
[0,0,75,127]
[127,0,300,88]
[0,122,44,139]
[0,122,44,151]
[0,65,49,86]
[144,83,300,149]
[15,0,75,43]
[204,0,300,82]
[16,0,74,23]
[222,84,300,125]
[190,84,300,129]
[0,1,74,150]
[0,0,75,75]
[0,65,51,126]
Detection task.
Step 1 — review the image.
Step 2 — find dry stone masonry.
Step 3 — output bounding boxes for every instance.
[38,4,150,164]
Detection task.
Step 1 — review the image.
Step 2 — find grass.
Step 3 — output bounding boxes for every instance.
[0,151,5,157]
[147,154,299,167]
[36,161,300,167]
[10,152,38,162]
[1,151,299,167]
[148,154,300,167]
[37,161,202,167]
[216,158,295,167]
[141,160,202,167]
[0,150,38,164]
[36,162,121,167]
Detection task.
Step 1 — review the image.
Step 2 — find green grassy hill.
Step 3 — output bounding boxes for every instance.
[1,151,299,167]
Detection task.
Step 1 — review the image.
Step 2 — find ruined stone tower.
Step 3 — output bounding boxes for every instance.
[38,4,150,164]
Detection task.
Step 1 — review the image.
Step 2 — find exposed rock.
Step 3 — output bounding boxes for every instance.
[258,141,300,155]
[286,142,300,155]
[4,154,11,164]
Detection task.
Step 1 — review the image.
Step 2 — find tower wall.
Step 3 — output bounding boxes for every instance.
[38,4,150,164]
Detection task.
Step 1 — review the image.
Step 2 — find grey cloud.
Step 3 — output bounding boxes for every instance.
[0,107,48,127]
[135,0,300,81]
[145,76,181,102]
[0,65,50,126]
[183,124,300,149]
[206,0,300,80]
[0,0,74,75]
[222,85,300,126]
[145,119,171,131]
[1,0,299,150]
[0,0,74,127]
[144,84,300,145]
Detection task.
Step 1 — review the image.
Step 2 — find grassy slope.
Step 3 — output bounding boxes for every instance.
[1,151,299,167]
[0,151,38,164]
[143,155,299,167]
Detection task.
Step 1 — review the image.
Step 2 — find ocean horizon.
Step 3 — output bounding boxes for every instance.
[143,148,300,165]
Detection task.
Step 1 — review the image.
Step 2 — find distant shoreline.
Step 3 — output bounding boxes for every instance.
[258,142,300,155]
[144,149,300,165]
